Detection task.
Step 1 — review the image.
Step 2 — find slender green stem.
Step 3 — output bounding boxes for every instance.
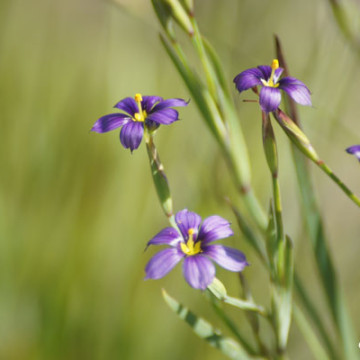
[275,35,358,359]
[239,274,271,358]
[144,129,177,228]
[189,16,220,103]
[316,160,360,207]
[209,295,258,356]
[294,275,338,359]
[160,30,268,230]
[293,305,331,360]
[273,108,360,208]
[272,176,284,245]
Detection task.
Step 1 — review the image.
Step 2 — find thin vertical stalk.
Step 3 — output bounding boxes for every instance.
[144,128,177,228]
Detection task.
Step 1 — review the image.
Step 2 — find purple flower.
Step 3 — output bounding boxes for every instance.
[346,145,360,162]
[233,59,312,113]
[145,209,248,290]
[91,94,188,151]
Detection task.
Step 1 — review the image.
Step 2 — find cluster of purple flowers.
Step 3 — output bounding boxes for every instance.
[91,58,357,290]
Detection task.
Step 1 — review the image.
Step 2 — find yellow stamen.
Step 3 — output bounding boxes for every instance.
[133,93,147,122]
[180,228,202,256]
[134,93,143,102]
[133,110,147,122]
[271,59,279,70]
[261,59,280,88]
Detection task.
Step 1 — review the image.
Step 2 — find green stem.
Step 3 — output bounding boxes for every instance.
[294,275,338,359]
[209,295,257,356]
[316,160,360,207]
[239,274,271,358]
[144,129,176,228]
[189,16,220,103]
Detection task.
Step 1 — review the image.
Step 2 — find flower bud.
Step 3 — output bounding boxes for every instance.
[273,109,320,163]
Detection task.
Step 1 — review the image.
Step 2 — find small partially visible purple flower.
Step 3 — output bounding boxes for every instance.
[145,209,248,290]
[346,145,360,162]
[92,94,188,152]
[233,59,312,113]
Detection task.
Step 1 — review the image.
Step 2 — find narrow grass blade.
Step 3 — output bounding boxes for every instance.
[202,36,231,99]
[293,305,331,360]
[271,236,293,352]
[229,201,268,266]
[159,34,225,143]
[275,35,357,359]
[208,293,257,355]
[294,275,338,360]
[162,289,263,360]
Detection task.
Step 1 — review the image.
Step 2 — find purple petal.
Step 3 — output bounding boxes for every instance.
[259,86,282,113]
[175,209,202,240]
[114,97,138,116]
[142,96,163,112]
[198,215,233,244]
[91,113,130,133]
[119,121,144,151]
[257,65,272,80]
[145,248,184,280]
[233,67,263,92]
[146,108,179,125]
[151,98,188,112]
[278,77,312,106]
[346,145,360,161]
[183,255,215,290]
[147,227,183,248]
[203,245,248,272]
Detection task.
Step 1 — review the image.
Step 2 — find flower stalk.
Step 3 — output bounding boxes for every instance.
[154,2,268,230]
[273,109,360,208]
[144,128,176,227]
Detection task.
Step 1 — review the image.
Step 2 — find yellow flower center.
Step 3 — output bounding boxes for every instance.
[261,59,280,88]
[133,110,147,122]
[180,228,202,256]
[133,93,147,122]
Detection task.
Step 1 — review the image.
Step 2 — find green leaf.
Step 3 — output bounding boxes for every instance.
[266,202,277,278]
[151,0,176,40]
[207,278,267,317]
[283,236,294,291]
[271,236,294,351]
[208,292,257,355]
[293,305,330,360]
[275,35,356,359]
[202,36,231,99]
[159,34,224,143]
[163,0,194,35]
[294,275,338,360]
[162,289,264,360]
[229,201,268,266]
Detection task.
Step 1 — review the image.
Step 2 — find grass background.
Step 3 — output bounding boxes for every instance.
[0,0,359,359]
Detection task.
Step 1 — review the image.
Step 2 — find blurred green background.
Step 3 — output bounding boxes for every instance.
[1,0,359,359]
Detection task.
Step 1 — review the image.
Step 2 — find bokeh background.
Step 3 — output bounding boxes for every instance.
[1,0,359,359]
